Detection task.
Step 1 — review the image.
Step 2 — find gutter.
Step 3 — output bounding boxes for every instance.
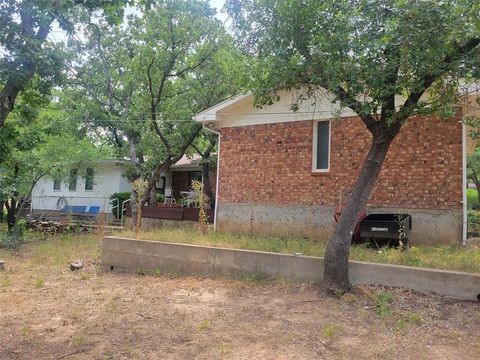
[201,124,221,232]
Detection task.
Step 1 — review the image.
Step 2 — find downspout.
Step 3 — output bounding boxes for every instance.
[202,124,221,232]
[462,121,467,245]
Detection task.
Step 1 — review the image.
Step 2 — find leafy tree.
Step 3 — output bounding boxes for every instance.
[0,0,127,128]
[65,0,246,227]
[226,0,480,291]
[0,96,99,231]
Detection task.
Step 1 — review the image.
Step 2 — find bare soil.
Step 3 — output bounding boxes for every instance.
[1,246,479,359]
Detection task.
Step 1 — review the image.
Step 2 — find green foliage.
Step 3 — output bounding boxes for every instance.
[0,0,128,127]
[467,189,479,209]
[226,0,479,116]
[0,232,23,250]
[155,192,165,204]
[374,291,394,318]
[467,210,480,232]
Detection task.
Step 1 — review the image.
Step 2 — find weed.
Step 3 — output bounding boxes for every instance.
[110,301,118,311]
[218,342,232,354]
[71,334,87,347]
[136,268,148,276]
[374,291,393,318]
[79,273,89,281]
[19,326,32,336]
[198,319,209,330]
[407,312,422,326]
[1,276,12,287]
[395,318,408,332]
[322,324,339,338]
[34,277,45,288]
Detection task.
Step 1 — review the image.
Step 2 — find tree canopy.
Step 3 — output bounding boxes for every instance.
[0,0,127,127]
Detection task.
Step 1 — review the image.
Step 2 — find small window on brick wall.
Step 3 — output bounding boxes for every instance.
[312,120,331,172]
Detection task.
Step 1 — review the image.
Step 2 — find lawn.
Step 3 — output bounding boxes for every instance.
[1,232,480,359]
[119,227,480,273]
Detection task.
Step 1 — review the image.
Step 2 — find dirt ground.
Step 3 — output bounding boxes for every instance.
[1,243,480,359]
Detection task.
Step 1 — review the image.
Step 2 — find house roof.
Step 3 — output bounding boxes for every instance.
[171,154,202,169]
[193,90,358,128]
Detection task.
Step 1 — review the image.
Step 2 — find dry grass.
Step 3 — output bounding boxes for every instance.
[119,227,480,273]
[1,232,480,360]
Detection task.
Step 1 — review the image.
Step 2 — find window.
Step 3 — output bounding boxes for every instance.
[85,168,94,191]
[53,178,61,191]
[312,120,331,172]
[69,169,78,191]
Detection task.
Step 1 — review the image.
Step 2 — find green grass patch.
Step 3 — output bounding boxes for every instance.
[119,227,480,273]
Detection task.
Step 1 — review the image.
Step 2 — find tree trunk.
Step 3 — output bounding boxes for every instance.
[5,198,17,232]
[0,200,4,223]
[149,188,157,206]
[323,136,394,292]
[129,190,138,230]
[202,160,215,208]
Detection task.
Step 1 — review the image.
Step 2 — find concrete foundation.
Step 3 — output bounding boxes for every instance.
[216,203,462,245]
[102,236,480,301]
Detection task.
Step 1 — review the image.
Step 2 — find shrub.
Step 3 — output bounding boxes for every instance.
[467,210,480,232]
[0,232,23,250]
[110,192,131,219]
[155,192,165,204]
[467,189,479,209]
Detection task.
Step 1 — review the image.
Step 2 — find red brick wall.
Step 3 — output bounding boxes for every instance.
[218,114,463,210]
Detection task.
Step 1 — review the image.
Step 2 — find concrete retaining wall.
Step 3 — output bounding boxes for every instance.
[216,203,462,245]
[103,236,480,301]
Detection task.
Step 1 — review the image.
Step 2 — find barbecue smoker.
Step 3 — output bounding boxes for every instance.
[359,213,412,248]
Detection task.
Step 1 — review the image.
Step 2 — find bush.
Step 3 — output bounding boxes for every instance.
[155,192,165,204]
[110,192,131,219]
[467,189,479,209]
[0,232,23,250]
[467,210,480,232]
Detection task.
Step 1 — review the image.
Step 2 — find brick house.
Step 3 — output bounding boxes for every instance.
[195,90,476,245]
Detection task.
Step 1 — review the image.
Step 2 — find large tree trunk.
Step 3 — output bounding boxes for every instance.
[323,136,394,291]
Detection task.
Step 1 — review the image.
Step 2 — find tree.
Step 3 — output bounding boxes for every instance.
[65,0,246,227]
[226,0,480,291]
[0,92,100,231]
[0,0,126,128]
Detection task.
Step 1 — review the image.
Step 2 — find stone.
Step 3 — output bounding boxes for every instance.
[0,260,5,271]
[69,261,83,271]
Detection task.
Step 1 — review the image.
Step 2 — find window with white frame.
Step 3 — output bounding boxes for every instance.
[312,120,331,172]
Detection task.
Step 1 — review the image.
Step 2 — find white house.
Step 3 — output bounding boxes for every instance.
[30,156,207,214]
[31,160,131,214]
